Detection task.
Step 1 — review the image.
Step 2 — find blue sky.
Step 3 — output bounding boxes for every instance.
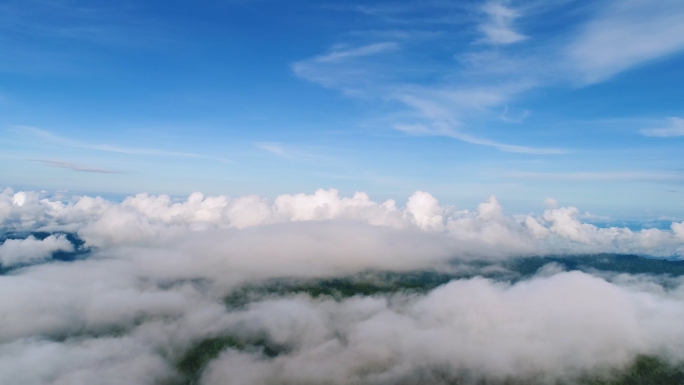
[1,0,683,218]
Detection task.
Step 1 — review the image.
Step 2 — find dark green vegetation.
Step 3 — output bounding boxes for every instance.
[580,355,684,385]
[175,334,288,384]
[171,343,684,385]
[507,254,684,278]
[191,254,684,384]
[224,254,684,307]
[224,270,459,308]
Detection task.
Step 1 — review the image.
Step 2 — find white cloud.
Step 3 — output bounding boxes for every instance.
[406,191,443,231]
[566,0,684,84]
[544,197,558,209]
[0,337,172,385]
[202,272,684,384]
[478,1,527,44]
[641,117,684,137]
[0,234,74,267]
[673,221,684,240]
[6,257,684,384]
[0,188,109,235]
[2,188,683,260]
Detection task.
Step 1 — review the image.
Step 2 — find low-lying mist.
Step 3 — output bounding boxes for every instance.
[2,188,684,384]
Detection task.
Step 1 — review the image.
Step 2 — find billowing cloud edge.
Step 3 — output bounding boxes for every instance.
[2,187,683,261]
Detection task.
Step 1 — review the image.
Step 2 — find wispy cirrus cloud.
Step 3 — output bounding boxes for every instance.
[641,117,684,137]
[0,0,177,75]
[324,2,472,25]
[255,142,322,161]
[291,42,402,91]
[291,2,567,155]
[11,126,231,163]
[294,0,684,155]
[29,159,126,174]
[292,43,563,154]
[478,1,527,44]
[313,42,399,63]
[396,123,566,154]
[508,170,684,182]
[389,83,566,154]
[566,0,684,84]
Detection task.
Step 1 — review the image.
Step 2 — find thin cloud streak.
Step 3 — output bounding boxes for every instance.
[508,171,684,182]
[394,124,567,154]
[29,159,127,174]
[478,1,527,44]
[255,142,323,161]
[450,132,567,155]
[256,142,294,159]
[641,117,684,137]
[11,126,231,163]
[390,83,567,155]
[314,42,399,63]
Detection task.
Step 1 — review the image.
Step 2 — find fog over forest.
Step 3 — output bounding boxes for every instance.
[2,188,684,384]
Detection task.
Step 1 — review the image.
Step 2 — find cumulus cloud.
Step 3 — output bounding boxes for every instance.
[0,234,74,267]
[673,221,684,240]
[544,197,558,209]
[2,187,684,384]
[0,188,109,235]
[2,187,684,259]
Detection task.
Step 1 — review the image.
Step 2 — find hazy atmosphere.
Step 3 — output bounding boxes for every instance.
[1,1,684,384]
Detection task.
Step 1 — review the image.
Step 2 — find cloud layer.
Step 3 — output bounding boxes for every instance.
[2,187,684,384]
[2,187,683,260]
